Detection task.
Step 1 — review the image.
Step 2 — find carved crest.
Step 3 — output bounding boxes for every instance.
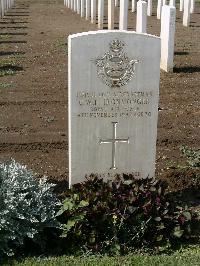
[94,39,139,88]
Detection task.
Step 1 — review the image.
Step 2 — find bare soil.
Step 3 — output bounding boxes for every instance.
[0,0,199,196]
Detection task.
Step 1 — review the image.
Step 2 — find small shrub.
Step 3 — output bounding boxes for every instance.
[0,159,60,257]
[180,146,200,169]
[57,175,198,254]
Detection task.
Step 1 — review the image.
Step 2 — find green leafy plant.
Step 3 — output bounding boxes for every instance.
[57,175,198,254]
[0,159,60,257]
[180,146,200,168]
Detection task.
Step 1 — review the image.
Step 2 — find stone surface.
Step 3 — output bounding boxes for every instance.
[108,0,115,29]
[77,0,80,14]
[0,0,5,18]
[160,5,176,72]
[180,0,184,11]
[74,0,77,12]
[119,0,129,30]
[147,0,152,16]
[190,0,194,13]
[169,0,176,6]
[81,0,85,17]
[68,30,160,186]
[86,0,91,19]
[115,0,119,7]
[91,0,96,23]
[183,0,191,26]
[157,0,163,19]
[98,0,104,29]
[132,0,136,12]
[136,0,147,33]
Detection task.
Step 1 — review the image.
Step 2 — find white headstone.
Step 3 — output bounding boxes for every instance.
[74,0,77,11]
[108,0,115,29]
[147,0,152,16]
[68,30,161,186]
[91,0,96,23]
[180,0,184,11]
[77,0,80,13]
[86,0,91,19]
[183,0,190,26]
[157,0,163,19]
[160,5,176,72]
[119,0,129,30]
[71,0,73,9]
[115,0,119,7]
[190,0,194,13]
[132,0,136,12]
[98,0,104,29]
[81,0,85,17]
[1,0,5,18]
[136,0,147,33]
[169,0,175,6]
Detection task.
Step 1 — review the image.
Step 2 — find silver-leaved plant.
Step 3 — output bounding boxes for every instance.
[0,159,60,257]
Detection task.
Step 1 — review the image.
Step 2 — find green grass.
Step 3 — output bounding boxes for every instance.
[3,245,200,266]
[0,82,13,88]
[0,56,23,76]
[0,34,11,40]
[0,69,16,77]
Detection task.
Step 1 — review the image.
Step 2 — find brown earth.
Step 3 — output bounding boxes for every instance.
[0,0,199,196]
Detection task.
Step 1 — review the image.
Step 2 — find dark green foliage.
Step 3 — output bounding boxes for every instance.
[57,175,198,254]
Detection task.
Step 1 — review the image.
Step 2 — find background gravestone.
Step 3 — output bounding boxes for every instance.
[68,30,160,186]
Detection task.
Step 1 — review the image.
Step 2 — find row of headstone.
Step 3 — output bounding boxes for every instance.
[0,0,14,18]
[64,0,195,30]
[64,0,177,72]
[157,0,195,27]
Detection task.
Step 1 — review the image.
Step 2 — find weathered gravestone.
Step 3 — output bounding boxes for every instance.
[68,31,160,186]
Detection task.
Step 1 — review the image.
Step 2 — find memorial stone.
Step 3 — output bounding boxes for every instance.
[157,0,163,19]
[108,0,115,29]
[81,0,85,17]
[86,0,91,19]
[119,0,129,30]
[160,5,176,72]
[77,0,80,14]
[136,0,147,33]
[190,0,194,13]
[183,0,191,26]
[180,0,184,11]
[169,0,175,6]
[91,0,96,23]
[68,30,161,186]
[98,0,104,29]
[132,0,136,12]
[147,0,152,16]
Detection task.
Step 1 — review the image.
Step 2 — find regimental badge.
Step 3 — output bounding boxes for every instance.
[94,39,139,88]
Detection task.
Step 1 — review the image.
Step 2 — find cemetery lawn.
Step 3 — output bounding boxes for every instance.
[4,246,200,266]
[0,0,199,208]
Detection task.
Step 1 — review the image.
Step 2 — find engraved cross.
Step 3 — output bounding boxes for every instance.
[99,122,129,169]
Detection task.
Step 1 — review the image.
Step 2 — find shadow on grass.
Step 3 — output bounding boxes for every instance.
[0,65,23,76]
[0,51,25,56]
[173,66,200,73]
[0,21,29,24]
[0,40,27,44]
[0,26,28,29]
[174,51,189,55]
[0,32,27,36]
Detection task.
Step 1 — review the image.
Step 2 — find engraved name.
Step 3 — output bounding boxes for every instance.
[76,90,154,119]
